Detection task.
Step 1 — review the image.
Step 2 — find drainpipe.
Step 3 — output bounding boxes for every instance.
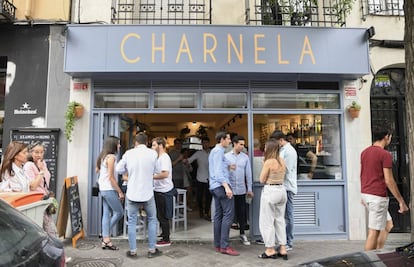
[25,0,33,20]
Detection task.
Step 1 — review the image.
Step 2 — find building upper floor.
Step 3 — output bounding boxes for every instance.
[0,0,404,45]
[0,0,70,23]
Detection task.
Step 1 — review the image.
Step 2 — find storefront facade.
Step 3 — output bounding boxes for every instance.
[64,24,370,240]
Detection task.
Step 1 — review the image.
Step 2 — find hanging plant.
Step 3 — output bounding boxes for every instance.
[65,101,84,142]
[347,101,361,119]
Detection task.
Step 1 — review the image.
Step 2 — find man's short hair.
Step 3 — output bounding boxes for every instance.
[215,131,228,143]
[136,132,148,145]
[372,127,392,142]
[232,135,245,144]
[152,136,166,147]
[269,130,286,141]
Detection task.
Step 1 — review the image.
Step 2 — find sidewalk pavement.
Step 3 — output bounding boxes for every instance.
[64,233,410,267]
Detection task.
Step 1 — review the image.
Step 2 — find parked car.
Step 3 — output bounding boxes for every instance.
[0,198,65,267]
[299,242,414,267]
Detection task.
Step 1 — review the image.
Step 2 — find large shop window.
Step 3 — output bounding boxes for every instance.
[203,92,247,109]
[252,93,340,109]
[154,92,198,109]
[94,92,149,108]
[252,114,342,181]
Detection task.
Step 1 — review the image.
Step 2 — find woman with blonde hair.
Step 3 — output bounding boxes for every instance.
[258,139,288,260]
[24,141,58,237]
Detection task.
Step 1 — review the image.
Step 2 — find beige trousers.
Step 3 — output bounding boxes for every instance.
[259,185,287,247]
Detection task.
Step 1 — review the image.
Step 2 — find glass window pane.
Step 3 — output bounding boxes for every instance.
[94,92,149,108]
[154,92,197,109]
[252,114,342,181]
[252,93,340,109]
[203,93,247,109]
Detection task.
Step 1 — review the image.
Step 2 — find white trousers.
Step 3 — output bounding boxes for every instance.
[259,185,287,247]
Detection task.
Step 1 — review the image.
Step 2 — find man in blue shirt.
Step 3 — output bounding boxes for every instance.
[225,135,253,246]
[270,130,297,251]
[209,131,239,256]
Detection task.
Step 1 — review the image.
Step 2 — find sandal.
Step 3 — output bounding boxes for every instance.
[258,252,277,259]
[102,240,119,250]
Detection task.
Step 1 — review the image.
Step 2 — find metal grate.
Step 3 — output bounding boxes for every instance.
[112,0,211,24]
[248,0,348,27]
[362,0,404,17]
[293,192,317,225]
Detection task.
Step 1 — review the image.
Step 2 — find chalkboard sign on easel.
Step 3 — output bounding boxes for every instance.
[11,128,60,194]
[56,176,85,248]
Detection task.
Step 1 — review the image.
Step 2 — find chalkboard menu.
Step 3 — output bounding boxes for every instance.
[56,176,85,247]
[11,128,59,194]
[66,176,83,237]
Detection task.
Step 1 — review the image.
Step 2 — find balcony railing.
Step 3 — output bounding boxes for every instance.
[248,0,349,27]
[0,0,16,22]
[361,0,404,17]
[111,0,211,24]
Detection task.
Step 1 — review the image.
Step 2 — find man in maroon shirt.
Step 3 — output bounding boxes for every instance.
[360,128,408,250]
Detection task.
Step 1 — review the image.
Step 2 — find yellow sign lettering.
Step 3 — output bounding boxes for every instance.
[299,36,316,64]
[152,33,165,63]
[120,33,141,63]
[203,33,217,63]
[277,34,289,65]
[254,34,265,64]
[227,34,243,64]
[176,34,193,63]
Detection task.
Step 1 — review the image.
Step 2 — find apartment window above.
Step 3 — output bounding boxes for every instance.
[363,0,404,16]
[111,0,211,24]
[249,0,350,27]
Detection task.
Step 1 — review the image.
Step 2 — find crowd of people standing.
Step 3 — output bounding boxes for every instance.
[0,125,407,262]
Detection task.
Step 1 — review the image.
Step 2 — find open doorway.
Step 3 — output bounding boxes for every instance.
[117,113,249,239]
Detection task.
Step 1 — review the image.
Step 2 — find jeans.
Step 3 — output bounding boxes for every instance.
[101,190,123,238]
[211,186,234,249]
[127,197,157,251]
[285,190,295,247]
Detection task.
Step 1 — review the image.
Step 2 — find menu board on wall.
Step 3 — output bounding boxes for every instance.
[11,128,60,194]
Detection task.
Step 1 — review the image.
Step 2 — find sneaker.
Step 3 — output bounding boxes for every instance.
[240,234,251,246]
[147,248,162,258]
[286,245,293,251]
[255,239,265,245]
[126,251,138,259]
[220,246,240,256]
[231,223,239,230]
[156,240,171,247]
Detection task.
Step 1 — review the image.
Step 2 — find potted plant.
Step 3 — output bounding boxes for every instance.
[347,101,361,119]
[65,101,84,142]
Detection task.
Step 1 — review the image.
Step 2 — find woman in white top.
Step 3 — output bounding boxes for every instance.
[0,141,32,192]
[96,136,124,250]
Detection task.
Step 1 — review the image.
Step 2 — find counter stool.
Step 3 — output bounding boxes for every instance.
[172,188,187,232]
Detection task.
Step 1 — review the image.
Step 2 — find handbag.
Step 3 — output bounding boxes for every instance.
[92,181,100,197]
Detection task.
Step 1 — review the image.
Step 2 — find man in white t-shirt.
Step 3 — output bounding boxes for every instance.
[152,137,174,247]
[116,132,161,259]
